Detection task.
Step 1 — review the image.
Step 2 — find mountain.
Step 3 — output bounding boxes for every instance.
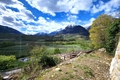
[36,28,63,36]
[49,31,58,36]
[86,26,91,31]
[35,32,48,36]
[0,25,22,34]
[35,25,89,36]
[58,25,89,36]
[49,28,63,36]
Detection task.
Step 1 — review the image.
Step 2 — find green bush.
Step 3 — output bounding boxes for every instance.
[54,48,61,54]
[38,55,61,69]
[106,18,120,54]
[0,55,16,70]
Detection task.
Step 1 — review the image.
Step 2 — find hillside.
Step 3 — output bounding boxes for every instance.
[0,25,22,34]
[8,49,112,80]
[35,51,112,80]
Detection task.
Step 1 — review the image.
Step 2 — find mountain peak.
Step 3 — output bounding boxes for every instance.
[59,25,89,36]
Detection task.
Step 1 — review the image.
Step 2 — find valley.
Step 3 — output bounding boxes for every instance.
[0,25,92,79]
[0,17,120,80]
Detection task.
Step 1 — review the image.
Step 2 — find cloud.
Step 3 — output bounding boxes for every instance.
[0,0,16,5]
[3,16,14,23]
[0,0,74,34]
[26,0,94,16]
[70,0,94,14]
[67,15,78,21]
[25,17,73,34]
[0,0,35,20]
[0,0,35,32]
[81,18,95,28]
[0,0,119,35]
[20,9,35,20]
[91,0,120,15]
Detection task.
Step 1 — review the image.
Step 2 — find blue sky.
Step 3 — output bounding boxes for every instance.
[0,0,120,34]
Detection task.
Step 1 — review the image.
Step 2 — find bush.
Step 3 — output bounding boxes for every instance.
[54,48,61,54]
[0,55,16,70]
[38,55,61,69]
[106,18,120,54]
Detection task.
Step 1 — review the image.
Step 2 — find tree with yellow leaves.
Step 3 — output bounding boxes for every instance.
[89,14,114,48]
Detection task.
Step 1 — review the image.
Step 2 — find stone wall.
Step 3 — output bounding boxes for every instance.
[110,37,120,80]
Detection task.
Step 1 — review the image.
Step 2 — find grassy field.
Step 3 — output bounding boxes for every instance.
[46,44,82,55]
[0,38,91,58]
[0,43,82,58]
[0,45,30,58]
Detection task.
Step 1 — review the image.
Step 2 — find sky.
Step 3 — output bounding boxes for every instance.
[0,0,120,34]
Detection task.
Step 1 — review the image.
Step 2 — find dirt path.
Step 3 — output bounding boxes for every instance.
[0,68,21,79]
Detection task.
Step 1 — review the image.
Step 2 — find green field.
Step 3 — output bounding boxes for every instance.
[0,45,30,58]
[0,37,91,58]
[46,44,82,54]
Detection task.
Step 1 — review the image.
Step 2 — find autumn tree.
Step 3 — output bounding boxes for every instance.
[89,14,114,48]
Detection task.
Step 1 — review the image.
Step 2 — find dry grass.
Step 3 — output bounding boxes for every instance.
[35,51,112,80]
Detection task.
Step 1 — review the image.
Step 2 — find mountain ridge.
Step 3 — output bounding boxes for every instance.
[58,25,89,36]
[36,25,89,36]
[0,25,23,34]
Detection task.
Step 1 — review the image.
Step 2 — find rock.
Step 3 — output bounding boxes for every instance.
[55,68,61,71]
[98,48,106,53]
[118,53,120,59]
[60,63,63,66]
[51,74,54,77]
[110,37,120,80]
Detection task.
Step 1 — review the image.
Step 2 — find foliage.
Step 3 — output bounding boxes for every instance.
[76,38,92,50]
[30,45,46,61]
[30,45,61,69]
[89,14,114,48]
[0,45,30,58]
[38,55,61,69]
[0,55,16,70]
[106,18,120,54]
[54,48,61,54]
[0,41,15,48]
[0,75,2,80]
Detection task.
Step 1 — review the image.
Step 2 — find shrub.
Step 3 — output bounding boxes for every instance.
[54,48,61,54]
[106,18,120,54]
[0,55,16,70]
[38,55,61,69]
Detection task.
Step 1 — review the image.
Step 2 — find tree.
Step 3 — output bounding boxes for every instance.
[0,55,16,70]
[54,48,61,54]
[30,45,46,62]
[106,18,120,54]
[89,14,114,48]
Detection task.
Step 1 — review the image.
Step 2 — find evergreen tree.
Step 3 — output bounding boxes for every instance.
[106,18,120,54]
